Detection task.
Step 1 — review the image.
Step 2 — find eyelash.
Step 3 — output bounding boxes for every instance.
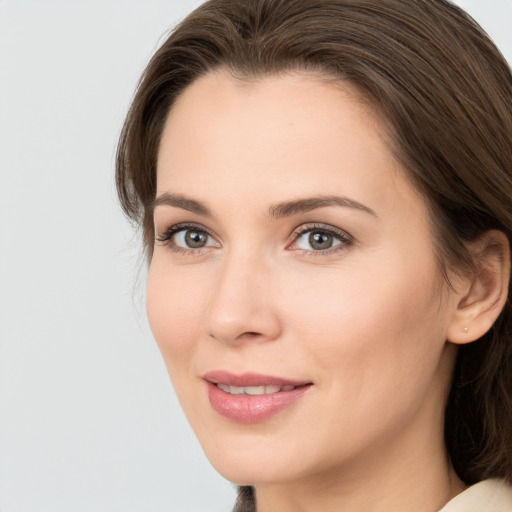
[155,223,214,256]
[155,222,353,256]
[290,224,353,257]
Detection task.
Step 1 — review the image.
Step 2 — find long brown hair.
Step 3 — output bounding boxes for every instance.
[116,0,512,509]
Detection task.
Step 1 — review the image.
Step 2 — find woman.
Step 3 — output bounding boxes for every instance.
[116,0,512,510]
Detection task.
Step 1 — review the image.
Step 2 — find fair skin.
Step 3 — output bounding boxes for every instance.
[147,70,508,512]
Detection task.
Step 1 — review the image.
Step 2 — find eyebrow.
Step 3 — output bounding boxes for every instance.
[152,193,376,218]
[268,195,377,219]
[152,193,212,217]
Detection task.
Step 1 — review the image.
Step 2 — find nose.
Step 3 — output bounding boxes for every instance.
[205,253,282,345]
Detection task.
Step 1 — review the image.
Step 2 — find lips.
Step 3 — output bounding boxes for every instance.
[204,370,310,387]
[203,371,312,423]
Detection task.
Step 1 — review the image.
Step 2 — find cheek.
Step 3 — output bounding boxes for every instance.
[275,258,451,459]
[146,260,208,375]
[281,252,447,386]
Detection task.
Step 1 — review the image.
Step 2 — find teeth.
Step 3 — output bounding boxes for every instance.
[230,386,245,395]
[216,383,296,395]
[245,386,265,395]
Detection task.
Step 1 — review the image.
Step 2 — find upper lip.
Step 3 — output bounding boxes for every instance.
[203,370,312,387]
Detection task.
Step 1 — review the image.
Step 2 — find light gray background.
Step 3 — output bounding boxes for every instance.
[0,1,511,511]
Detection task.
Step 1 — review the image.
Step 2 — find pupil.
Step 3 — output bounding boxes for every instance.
[309,232,333,250]
[185,230,207,248]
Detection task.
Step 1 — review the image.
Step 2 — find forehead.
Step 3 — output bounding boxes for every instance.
[156,70,422,218]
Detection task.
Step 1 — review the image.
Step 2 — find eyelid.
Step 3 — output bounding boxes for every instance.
[287,223,353,253]
[155,222,206,242]
[155,222,220,252]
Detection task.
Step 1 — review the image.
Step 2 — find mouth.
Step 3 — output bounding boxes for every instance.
[203,371,313,423]
[215,383,300,395]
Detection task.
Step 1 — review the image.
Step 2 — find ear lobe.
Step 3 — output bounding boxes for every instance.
[447,230,510,345]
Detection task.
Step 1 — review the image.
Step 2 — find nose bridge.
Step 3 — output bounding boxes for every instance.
[205,248,280,344]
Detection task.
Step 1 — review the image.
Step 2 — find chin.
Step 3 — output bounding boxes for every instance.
[194,428,280,483]
[191,418,324,486]
[207,452,301,486]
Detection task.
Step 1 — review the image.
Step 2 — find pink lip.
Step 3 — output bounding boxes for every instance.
[203,371,312,424]
[203,370,310,388]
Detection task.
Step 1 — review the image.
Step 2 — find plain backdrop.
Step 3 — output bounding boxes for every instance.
[0,1,511,511]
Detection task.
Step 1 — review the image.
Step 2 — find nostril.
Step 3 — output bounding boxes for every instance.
[233,331,268,343]
[234,331,264,342]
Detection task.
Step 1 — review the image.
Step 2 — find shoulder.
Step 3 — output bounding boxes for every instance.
[439,479,512,512]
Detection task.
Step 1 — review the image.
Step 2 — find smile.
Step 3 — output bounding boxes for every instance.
[216,383,298,395]
[204,371,312,423]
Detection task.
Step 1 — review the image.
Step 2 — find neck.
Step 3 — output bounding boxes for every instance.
[254,398,466,512]
[255,446,465,512]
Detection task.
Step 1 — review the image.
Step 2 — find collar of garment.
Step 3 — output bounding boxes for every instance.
[439,479,512,512]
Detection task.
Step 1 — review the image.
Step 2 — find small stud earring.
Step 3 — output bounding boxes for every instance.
[463,327,469,333]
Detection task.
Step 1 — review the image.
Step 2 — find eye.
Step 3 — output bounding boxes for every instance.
[298,231,339,251]
[156,224,219,252]
[174,228,213,249]
[289,224,352,253]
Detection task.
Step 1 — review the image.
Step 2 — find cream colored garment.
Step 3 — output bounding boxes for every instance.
[439,479,512,512]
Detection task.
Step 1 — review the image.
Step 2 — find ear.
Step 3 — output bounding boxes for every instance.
[447,230,510,344]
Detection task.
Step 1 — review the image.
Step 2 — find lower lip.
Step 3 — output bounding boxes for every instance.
[206,382,311,423]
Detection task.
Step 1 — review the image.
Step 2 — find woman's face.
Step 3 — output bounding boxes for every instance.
[148,71,461,486]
